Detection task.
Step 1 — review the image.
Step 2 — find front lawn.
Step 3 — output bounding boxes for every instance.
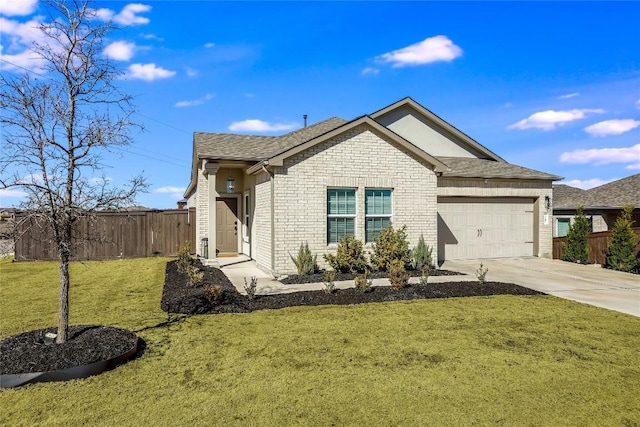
[1,257,639,426]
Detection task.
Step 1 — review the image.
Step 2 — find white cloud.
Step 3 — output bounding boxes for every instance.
[228,119,298,133]
[562,178,616,190]
[0,16,47,71]
[140,33,163,41]
[376,35,462,67]
[508,109,605,131]
[204,42,216,48]
[559,143,640,169]
[175,93,214,108]
[126,63,175,81]
[361,67,379,75]
[95,3,151,26]
[0,0,38,16]
[636,99,640,109]
[585,119,640,137]
[156,186,186,200]
[558,92,580,99]
[0,188,27,199]
[103,41,136,61]
[185,67,199,77]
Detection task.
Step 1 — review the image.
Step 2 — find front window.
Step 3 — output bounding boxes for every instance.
[327,188,356,244]
[557,218,570,237]
[365,189,392,242]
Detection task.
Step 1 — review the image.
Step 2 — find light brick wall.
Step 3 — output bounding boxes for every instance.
[438,177,554,258]
[254,171,272,271]
[266,124,438,275]
[195,167,209,256]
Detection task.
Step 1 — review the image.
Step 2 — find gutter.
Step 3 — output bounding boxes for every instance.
[261,164,276,275]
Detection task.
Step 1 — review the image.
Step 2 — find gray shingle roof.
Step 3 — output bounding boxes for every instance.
[194,117,348,161]
[553,174,640,209]
[552,184,588,209]
[437,157,562,180]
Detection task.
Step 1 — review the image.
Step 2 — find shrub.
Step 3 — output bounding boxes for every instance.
[475,263,488,285]
[563,207,590,264]
[354,270,372,293]
[412,234,433,271]
[244,276,258,300]
[176,241,203,286]
[371,223,412,271]
[289,242,318,275]
[605,205,639,272]
[321,270,336,294]
[388,259,409,290]
[419,265,430,286]
[324,235,369,274]
[203,285,224,303]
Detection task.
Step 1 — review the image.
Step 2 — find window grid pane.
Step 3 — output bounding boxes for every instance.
[366,217,390,242]
[328,217,355,244]
[366,189,391,215]
[328,189,355,215]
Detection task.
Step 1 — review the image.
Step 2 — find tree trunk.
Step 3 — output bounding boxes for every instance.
[57,242,71,344]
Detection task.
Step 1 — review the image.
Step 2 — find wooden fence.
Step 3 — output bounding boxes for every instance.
[553,228,640,265]
[14,209,196,261]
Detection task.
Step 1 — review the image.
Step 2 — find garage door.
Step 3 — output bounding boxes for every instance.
[438,197,534,261]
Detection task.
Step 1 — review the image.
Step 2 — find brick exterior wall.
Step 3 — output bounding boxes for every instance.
[265,124,438,275]
[437,178,554,258]
[254,171,272,271]
[195,167,209,256]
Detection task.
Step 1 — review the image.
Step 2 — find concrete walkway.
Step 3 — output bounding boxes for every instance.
[442,258,640,317]
[218,257,476,296]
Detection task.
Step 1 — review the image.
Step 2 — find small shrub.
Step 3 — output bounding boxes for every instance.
[244,276,258,300]
[419,265,430,286]
[412,234,433,270]
[322,270,336,294]
[187,265,204,286]
[289,242,318,275]
[354,270,372,293]
[605,205,639,272]
[563,207,590,264]
[203,284,224,303]
[324,235,369,274]
[475,263,488,284]
[176,240,195,274]
[388,258,409,290]
[371,224,412,271]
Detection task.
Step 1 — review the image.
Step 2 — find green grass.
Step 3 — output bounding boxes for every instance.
[1,256,639,426]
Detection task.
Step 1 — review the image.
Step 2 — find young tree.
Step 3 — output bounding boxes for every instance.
[562,206,590,264]
[0,0,147,343]
[605,205,639,272]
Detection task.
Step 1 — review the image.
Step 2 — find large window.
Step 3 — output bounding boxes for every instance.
[365,189,392,242]
[327,189,356,244]
[557,218,570,237]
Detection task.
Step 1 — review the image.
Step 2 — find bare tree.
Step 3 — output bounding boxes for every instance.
[0,0,147,343]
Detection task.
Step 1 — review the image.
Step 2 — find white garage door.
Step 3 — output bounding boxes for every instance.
[438,197,534,261]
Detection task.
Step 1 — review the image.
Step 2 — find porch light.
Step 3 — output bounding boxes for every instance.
[226,178,235,193]
[545,196,551,211]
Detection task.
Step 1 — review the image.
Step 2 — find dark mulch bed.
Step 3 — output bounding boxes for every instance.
[0,325,138,375]
[279,267,461,285]
[161,261,544,315]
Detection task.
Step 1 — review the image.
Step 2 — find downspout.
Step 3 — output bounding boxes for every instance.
[261,165,276,275]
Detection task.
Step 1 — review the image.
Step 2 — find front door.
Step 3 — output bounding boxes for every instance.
[216,198,238,254]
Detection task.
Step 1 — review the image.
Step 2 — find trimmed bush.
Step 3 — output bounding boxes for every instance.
[354,270,372,293]
[176,241,203,286]
[371,223,412,271]
[388,259,409,290]
[605,205,639,272]
[324,235,369,274]
[563,207,590,264]
[290,242,318,275]
[412,234,433,270]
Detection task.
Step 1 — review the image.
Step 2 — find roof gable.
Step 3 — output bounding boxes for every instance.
[370,97,504,162]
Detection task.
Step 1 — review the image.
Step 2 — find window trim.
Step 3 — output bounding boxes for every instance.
[365,188,393,243]
[327,188,357,244]
[242,190,250,242]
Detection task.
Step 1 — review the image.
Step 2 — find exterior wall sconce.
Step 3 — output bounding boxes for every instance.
[226,178,235,194]
[545,196,551,211]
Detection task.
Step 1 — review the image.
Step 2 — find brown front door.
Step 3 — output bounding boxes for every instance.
[216,198,238,254]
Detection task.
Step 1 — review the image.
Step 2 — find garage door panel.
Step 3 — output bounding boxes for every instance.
[438,197,534,261]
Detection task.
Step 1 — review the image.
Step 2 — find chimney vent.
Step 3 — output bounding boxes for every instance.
[303,114,308,128]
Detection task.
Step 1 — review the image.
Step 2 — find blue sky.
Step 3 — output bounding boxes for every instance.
[1,0,639,208]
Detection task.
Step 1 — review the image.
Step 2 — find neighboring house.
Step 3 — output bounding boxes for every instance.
[184,97,561,275]
[553,174,640,237]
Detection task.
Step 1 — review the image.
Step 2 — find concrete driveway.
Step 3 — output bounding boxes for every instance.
[441,258,640,317]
